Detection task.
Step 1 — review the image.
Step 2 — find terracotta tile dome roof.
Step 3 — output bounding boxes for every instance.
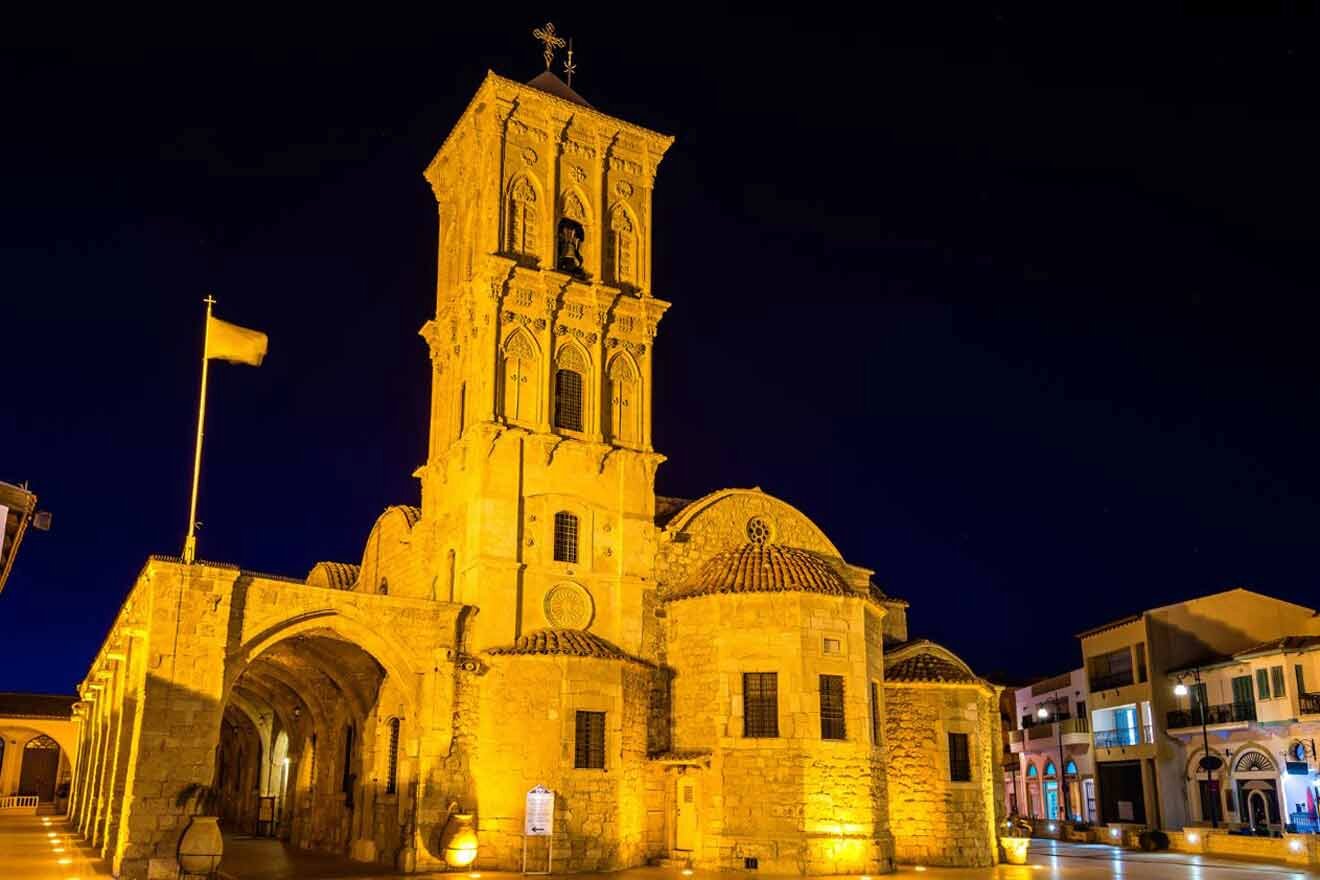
[486,628,651,666]
[668,543,852,602]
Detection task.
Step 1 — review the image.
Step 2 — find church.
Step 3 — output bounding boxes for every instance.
[69,64,1004,879]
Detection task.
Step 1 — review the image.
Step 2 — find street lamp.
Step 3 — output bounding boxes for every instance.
[1174,666,1219,829]
[1038,699,1068,823]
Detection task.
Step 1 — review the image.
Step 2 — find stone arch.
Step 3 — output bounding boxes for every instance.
[1183,744,1229,780]
[224,608,420,719]
[560,187,592,225]
[500,328,540,425]
[664,488,843,557]
[605,351,641,446]
[1233,747,1276,773]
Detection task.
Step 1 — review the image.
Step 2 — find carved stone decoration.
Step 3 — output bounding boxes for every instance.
[615,180,634,198]
[570,165,587,184]
[562,191,588,222]
[522,147,538,166]
[544,582,595,629]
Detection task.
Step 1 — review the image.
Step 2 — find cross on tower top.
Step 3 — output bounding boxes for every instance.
[532,22,567,70]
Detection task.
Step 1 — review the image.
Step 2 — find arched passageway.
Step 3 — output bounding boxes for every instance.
[217,627,414,865]
[0,726,73,811]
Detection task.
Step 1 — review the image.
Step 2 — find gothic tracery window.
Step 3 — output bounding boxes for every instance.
[501,331,537,425]
[554,346,587,432]
[508,177,539,260]
[605,355,638,445]
[607,205,636,287]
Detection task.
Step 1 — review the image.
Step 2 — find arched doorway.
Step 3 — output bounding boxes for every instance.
[1232,749,1281,832]
[218,626,413,865]
[19,734,60,802]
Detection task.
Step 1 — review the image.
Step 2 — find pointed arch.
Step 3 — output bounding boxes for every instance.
[507,175,541,260]
[606,202,639,287]
[553,341,589,432]
[605,351,641,446]
[501,328,540,425]
[560,188,591,224]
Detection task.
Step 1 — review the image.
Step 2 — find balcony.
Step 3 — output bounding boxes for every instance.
[1089,671,1135,692]
[1166,702,1256,730]
[1094,725,1153,749]
[1301,693,1320,716]
[1012,717,1091,751]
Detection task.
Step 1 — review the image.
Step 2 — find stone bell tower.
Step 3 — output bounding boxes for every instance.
[418,69,674,653]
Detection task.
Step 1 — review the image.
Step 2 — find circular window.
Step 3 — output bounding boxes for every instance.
[746,516,773,545]
[544,582,594,629]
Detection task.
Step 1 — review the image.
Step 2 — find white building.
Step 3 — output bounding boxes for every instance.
[1006,669,1097,824]
[1164,635,1320,833]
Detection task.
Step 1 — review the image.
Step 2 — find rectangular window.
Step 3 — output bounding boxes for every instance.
[1232,674,1254,708]
[742,673,779,738]
[869,681,881,745]
[574,711,605,769]
[457,383,466,438]
[822,637,842,656]
[1135,643,1148,683]
[554,369,584,432]
[819,675,846,740]
[1088,647,1135,690]
[1189,682,1207,713]
[1271,665,1286,698]
[948,732,972,782]
[553,512,579,564]
[1297,665,1307,696]
[1256,668,1271,700]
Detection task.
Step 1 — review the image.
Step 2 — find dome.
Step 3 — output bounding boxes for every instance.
[668,543,852,602]
[486,628,650,666]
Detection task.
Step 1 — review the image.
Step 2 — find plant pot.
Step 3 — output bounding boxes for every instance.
[178,816,224,874]
[1001,836,1030,865]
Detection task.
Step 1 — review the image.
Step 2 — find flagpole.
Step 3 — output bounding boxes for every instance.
[182,295,214,564]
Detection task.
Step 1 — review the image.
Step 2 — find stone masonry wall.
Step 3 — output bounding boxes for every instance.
[884,684,999,867]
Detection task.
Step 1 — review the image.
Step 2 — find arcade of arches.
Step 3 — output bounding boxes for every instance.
[0,693,78,810]
[72,69,1004,879]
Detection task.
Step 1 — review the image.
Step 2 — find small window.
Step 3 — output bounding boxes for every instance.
[869,681,881,746]
[554,369,584,431]
[385,718,400,795]
[1257,668,1272,700]
[819,674,846,740]
[743,672,779,738]
[574,710,605,769]
[553,512,579,563]
[948,732,971,782]
[822,637,842,656]
[1135,643,1148,683]
[1271,665,1286,698]
[1297,664,1307,696]
[456,382,466,438]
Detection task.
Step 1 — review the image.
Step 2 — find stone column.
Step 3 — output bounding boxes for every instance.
[103,637,142,859]
[67,697,94,822]
[78,683,109,837]
[92,656,124,847]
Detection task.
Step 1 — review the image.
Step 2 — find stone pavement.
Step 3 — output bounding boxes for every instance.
[4,818,1320,880]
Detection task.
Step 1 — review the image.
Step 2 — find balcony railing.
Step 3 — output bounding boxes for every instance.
[1090,672,1135,692]
[1094,725,1153,748]
[1301,693,1320,715]
[1166,702,1256,730]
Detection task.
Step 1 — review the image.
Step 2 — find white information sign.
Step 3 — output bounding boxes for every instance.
[525,784,554,836]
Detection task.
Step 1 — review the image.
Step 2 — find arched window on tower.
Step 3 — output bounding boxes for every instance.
[507,178,539,261]
[554,346,586,432]
[501,331,537,425]
[607,205,636,288]
[605,355,639,446]
[553,511,579,563]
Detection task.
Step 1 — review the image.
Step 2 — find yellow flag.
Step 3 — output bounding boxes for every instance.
[206,315,268,366]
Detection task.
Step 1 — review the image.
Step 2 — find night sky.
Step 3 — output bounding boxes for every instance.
[5,8,1320,695]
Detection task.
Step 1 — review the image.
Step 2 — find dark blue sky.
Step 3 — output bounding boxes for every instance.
[5,8,1320,693]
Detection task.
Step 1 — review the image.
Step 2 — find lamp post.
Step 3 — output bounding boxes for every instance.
[1038,697,1069,823]
[1175,667,1219,829]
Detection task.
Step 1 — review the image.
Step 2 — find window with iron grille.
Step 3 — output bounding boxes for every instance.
[553,512,579,563]
[385,718,400,795]
[948,732,971,782]
[819,675,846,740]
[869,681,881,745]
[574,710,606,769]
[554,369,584,431]
[743,673,779,737]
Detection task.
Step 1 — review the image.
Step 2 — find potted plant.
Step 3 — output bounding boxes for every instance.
[1000,815,1033,865]
[175,783,224,875]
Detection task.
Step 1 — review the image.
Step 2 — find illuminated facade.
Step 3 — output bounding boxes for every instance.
[70,70,1003,878]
